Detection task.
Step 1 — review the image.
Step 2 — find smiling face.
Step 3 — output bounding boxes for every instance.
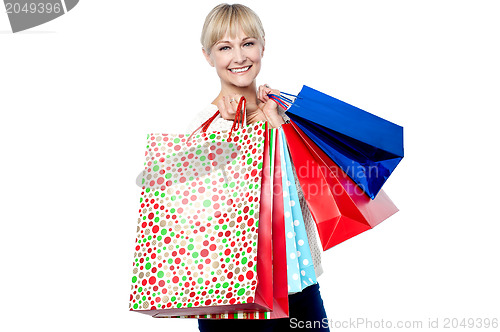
[204,28,264,91]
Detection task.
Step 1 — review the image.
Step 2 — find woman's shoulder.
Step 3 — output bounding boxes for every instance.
[186,103,234,133]
[186,104,219,132]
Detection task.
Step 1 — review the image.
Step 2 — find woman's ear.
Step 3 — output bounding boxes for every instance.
[202,48,214,67]
[261,38,265,57]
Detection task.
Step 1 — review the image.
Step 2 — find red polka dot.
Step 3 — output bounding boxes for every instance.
[152,225,159,233]
[148,213,154,220]
[200,249,209,257]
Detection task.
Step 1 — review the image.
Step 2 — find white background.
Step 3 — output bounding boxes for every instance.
[1,1,499,331]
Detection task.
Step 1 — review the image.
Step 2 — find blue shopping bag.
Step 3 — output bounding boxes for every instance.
[272,85,403,199]
[278,129,317,292]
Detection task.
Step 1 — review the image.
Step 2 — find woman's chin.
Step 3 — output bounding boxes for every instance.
[228,77,256,88]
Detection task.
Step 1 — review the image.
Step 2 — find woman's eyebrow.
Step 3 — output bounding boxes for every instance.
[215,37,255,45]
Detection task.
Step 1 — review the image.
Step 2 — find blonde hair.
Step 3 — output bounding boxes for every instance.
[201,3,265,54]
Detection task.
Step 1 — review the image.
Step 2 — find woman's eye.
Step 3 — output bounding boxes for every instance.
[219,46,230,51]
[244,42,254,47]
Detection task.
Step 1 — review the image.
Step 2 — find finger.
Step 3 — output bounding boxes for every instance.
[234,94,243,108]
[225,95,235,116]
[218,97,232,120]
[260,85,272,102]
[263,87,272,102]
[258,86,266,103]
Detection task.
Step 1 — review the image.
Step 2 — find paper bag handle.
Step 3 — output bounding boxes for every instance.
[187,97,247,143]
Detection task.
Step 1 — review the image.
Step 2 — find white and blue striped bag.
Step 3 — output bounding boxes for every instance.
[278,129,317,293]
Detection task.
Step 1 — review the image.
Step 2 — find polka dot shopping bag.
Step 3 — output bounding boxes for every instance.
[129,98,277,318]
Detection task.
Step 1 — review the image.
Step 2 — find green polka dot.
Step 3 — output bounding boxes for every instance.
[158,271,164,278]
[145,262,151,270]
[203,200,211,207]
[237,288,245,296]
[132,276,137,283]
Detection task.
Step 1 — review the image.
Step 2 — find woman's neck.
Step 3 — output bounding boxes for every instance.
[212,81,259,107]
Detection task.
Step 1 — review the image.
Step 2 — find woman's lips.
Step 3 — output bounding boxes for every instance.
[229,65,252,73]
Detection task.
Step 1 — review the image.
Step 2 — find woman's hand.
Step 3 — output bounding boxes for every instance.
[216,85,285,128]
[257,84,285,128]
[216,94,242,121]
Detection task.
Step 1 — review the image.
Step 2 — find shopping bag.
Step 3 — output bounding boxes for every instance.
[278,128,302,292]
[168,128,289,320]
[269,128,289,318]
[282,122,399,250]
[129,98,274,317]
[278,129,317,291]
[271,85,403,199]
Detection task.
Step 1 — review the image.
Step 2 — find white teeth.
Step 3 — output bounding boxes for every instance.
[230,66,250,73]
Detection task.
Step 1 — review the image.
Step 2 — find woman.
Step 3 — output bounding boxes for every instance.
[191,4,330,332]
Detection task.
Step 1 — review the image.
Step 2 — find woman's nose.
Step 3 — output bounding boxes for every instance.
[233,48,247,63]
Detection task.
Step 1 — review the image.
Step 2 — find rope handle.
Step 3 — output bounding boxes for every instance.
[187,97,247,144]
[268,91,298,110]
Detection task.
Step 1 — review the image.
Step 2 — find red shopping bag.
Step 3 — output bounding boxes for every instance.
[282,122,399,250]
[269,128,289,318]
